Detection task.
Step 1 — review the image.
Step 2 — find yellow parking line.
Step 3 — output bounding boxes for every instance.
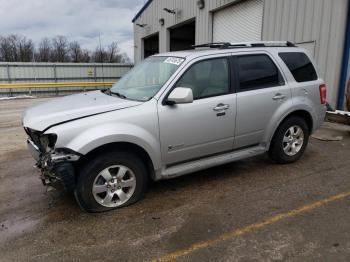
[151,191,350,262]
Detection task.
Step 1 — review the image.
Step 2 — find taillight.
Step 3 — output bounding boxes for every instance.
[319,84,326,104]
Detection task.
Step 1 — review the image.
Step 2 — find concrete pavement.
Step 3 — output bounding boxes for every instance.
[0,97,350,262]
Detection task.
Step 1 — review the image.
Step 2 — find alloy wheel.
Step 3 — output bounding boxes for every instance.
[92,165,136,207]
[282,125,304,156]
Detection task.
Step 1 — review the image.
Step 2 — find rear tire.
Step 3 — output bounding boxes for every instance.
[74,151,148,212]
[269,116,309,164]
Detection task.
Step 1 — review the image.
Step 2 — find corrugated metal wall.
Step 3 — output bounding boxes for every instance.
[134,0,348,106]
[0,62,132,95]
[213,0,263,42]
[133,0,239,64]
[262,0,348,106]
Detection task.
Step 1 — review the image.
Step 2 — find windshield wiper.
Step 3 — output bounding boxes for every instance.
[104,89,127,99]
[111,91,127,99]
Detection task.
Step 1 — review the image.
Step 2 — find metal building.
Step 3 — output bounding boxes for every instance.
[132,0,350,109]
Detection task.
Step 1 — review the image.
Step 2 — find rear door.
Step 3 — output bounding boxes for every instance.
[233,52,292,149]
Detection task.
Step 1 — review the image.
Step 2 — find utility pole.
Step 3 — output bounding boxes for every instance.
[99,33,105,83]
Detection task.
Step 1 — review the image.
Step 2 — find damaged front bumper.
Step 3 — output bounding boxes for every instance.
[27,138,80,192]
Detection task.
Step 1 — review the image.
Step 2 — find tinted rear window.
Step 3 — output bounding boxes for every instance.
[237,54,284,91]
[279,52,317,82]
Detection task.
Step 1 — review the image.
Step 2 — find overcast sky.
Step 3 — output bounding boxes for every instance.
[0,0,147,61]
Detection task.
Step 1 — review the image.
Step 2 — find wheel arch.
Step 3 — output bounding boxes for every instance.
[283,110,313,132]
[76,142,156,180]
[266,109,314,150]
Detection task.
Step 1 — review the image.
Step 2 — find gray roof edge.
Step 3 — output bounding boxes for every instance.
[132,0,153,23]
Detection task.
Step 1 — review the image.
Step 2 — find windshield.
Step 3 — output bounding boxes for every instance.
[110,56,184,101]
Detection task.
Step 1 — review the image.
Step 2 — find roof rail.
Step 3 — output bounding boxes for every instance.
[192,42,232,49]
[192,41,296,49]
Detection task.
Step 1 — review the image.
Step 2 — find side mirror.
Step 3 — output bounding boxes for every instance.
[166,87,193,105]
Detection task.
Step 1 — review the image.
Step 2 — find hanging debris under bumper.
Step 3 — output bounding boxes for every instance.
[28,138,80,192]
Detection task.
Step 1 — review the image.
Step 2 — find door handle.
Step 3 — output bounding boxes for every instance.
[213,103,229,111]
[272,93,286,100]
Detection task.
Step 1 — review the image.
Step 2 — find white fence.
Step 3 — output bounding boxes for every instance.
[0,62,133,96]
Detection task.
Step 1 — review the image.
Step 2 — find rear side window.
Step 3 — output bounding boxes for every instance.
[279,52,318,82]
[237,54,284,91]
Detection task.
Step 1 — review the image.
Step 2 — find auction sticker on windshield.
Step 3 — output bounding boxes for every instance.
[164,57,184,66]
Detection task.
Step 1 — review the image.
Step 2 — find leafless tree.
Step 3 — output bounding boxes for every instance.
[18,36,34,62]
[80,49,91,63]
[51,35,69,62]
[107,42,122,63]
[0,36,9,61]
[0,35,34,62]
[35,38,51,62]
[93,46,108,63]
[92,42,130,63]
[69,41,83,62]
[8,35,20,61]
[0,34,129,63]
[0,35,20,62]
[120,53,131,63]
[106,42,131,63]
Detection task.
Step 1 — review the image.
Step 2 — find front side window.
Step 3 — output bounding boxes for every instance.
[175,57,230,99]
[237,54,284,91]
[279,52,318,82]
[110,56,184,101]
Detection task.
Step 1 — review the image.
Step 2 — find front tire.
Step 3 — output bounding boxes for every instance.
[75,151,148,212]
[269,116,310,164]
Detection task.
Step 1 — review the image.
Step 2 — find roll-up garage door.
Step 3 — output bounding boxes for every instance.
[213,0,263,43]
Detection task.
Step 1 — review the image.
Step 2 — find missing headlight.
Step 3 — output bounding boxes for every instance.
[24,127,57,152]
[39,134,57,150]
[47,134,57,148]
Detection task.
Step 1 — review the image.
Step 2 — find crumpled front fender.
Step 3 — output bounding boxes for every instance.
[53,122,162,171]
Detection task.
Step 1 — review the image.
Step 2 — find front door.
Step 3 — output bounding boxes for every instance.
[158,57,237,165]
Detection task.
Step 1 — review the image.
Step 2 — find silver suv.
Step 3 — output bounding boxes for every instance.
[23,41,327,212]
